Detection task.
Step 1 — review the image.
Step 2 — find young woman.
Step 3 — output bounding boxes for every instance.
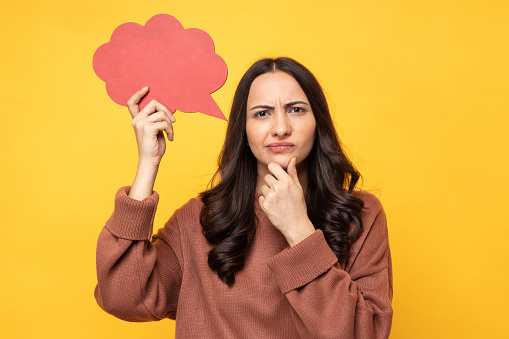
[95,57,393,338]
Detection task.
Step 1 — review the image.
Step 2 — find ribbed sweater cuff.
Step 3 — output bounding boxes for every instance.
[267,229,338,294]
[105,186,159,240]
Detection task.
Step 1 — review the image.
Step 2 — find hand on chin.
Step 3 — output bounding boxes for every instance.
[266,154,293,170]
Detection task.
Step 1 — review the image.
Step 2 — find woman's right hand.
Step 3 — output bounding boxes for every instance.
[126,87,176,200]
[127,87,176,168]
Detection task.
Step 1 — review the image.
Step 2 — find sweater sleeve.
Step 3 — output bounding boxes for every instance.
[267,194,393,339]
[94,186,183,321]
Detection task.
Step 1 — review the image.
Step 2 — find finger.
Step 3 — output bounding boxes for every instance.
[287,157,300,183]
[151,106,175,140]
[263,174,277,188]
[133,111,172,131]
[136,100,158,120]
[151,121,173,141]
[144,111,172,125]
[167,125,174,141]
[260,184,271,197]
[258,195,266,211]
[127,86,148,118]
[167,109,176,123]
[152,101,176,123]
[144,112,174,141]
[267,162,289,180]
[138,100,176,123]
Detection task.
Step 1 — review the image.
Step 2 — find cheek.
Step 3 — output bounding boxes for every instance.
[246,121,269,147]
[306,120,317,144]
[304,123,317,154]
[245,124,254,146]
[245,122,259,148]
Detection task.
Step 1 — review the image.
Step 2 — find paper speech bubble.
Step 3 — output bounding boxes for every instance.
[93,14,228,120]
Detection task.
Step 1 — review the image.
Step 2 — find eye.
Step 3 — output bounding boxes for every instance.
[290,107,306,114]
[254,110,270,118]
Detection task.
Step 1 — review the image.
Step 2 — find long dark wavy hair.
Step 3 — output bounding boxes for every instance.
[199,57,364,286]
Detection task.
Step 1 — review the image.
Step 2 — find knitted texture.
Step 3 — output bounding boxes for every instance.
[95,187,393,338]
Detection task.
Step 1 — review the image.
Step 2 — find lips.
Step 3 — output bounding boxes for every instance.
[266,142,295,152]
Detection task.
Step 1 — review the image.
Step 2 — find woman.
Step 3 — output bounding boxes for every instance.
[95,57,393,338]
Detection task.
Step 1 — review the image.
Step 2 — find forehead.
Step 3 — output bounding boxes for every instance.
[247,71,308,104]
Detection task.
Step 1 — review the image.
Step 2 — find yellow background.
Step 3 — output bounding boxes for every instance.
[1,0,508,338]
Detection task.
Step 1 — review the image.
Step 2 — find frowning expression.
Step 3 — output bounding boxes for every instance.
[246,71,316,175]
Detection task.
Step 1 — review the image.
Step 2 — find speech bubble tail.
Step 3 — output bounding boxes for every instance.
[199,95,227,120]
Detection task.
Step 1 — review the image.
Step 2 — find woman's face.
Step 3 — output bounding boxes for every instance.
[246,71,316,174]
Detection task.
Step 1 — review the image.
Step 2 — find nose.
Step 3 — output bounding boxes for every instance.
[271,109,292,137]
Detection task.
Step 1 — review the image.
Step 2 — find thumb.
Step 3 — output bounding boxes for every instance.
[287,157,300,183]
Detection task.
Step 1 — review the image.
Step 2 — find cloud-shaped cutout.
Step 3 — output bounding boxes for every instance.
[93,14,228,120]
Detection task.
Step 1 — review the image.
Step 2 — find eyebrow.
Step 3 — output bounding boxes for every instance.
[249,101,310,111]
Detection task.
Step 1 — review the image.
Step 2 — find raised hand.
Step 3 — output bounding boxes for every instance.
[258,158,315,247]
[127,87,176,167]
[126,87,176,200]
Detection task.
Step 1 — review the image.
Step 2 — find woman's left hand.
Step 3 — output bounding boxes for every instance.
[259,158,316,247]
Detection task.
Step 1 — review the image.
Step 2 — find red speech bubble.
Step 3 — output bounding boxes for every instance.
[93,14,228,120]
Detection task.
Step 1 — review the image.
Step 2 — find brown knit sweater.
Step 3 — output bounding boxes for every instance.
[95,187,393,338]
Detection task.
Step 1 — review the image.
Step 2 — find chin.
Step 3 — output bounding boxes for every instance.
[276,161,289,170]
[270,155,292,167]
[270,155,297,170]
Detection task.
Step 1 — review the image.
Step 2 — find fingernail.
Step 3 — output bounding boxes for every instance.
[141,86,148,91]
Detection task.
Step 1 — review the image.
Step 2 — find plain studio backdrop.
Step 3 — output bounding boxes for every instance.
[0,0,508,338]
